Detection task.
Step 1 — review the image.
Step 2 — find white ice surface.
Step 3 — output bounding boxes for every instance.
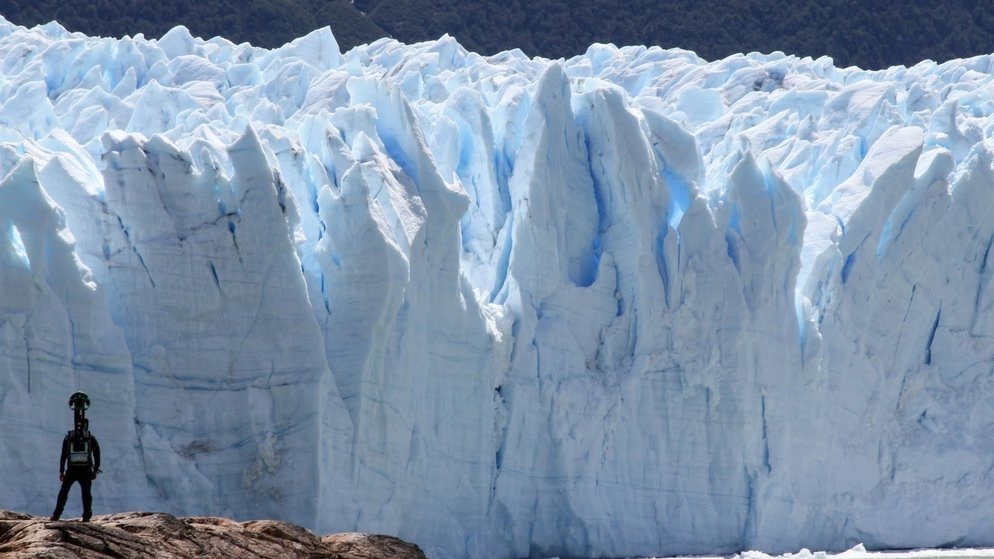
[731,546,994,559]
[2,16,994,559]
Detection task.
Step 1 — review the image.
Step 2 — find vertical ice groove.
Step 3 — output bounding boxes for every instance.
[208,261,220,289]
[924,308,941,365]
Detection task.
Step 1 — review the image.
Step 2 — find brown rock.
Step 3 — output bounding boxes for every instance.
[322,532,429,559]
[0,510,427,559]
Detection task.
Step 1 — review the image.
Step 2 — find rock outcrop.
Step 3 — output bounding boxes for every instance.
[0,511,426,559]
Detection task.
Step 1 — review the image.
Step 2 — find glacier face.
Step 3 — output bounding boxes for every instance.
[3,16,994,559]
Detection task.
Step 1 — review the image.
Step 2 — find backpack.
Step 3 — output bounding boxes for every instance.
[67,430,93,467]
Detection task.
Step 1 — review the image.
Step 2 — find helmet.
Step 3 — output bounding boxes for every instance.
[68,391,90,411]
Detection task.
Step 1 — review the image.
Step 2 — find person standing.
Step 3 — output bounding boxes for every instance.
[50,392,101,522]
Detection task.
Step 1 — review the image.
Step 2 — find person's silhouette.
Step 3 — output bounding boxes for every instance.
[50,392,101,522]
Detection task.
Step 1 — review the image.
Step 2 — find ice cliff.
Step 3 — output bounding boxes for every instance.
[2,17,994,559]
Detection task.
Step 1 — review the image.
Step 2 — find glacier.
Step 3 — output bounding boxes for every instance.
[2,16,994,559]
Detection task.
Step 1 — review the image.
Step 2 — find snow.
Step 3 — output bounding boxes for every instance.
[731,547,994,559]
[2,15,994,559]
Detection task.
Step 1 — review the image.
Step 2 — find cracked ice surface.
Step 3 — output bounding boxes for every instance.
[2,16,994,559]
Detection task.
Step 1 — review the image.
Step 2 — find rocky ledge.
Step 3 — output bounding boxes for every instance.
[0,511,427,559]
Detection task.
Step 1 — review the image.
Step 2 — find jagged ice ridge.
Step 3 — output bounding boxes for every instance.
[2,16,994,559]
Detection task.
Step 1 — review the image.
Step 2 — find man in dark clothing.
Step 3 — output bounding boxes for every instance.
[50,416,101,522]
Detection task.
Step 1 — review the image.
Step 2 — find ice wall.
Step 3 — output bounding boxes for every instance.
[2,17,994,559]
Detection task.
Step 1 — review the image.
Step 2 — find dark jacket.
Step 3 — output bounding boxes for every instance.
[59,431,100,473]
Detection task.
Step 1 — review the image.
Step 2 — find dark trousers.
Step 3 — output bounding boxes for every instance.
[52,468,93,520]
